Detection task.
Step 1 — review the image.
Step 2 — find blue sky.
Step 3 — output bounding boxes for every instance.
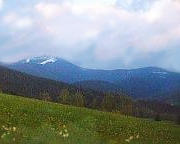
[0,0,180,71]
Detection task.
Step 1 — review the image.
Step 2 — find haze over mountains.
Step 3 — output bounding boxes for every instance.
[2,56,179,105]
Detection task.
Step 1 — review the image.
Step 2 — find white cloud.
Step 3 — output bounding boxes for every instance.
[1,0,180,70]
[0,0,3,9]
[3,13,33,29]
[3,13,17,23]
[34,2,104,47]
[93,0,180,63]
[71,0,117,6]
[35,3,63,19]
[116,0,157,11]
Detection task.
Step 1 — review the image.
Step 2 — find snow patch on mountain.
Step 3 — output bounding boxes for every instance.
[152,72,168,75]
[159,76,166,79]
[26,59,30,63]
[152,71,168,79]
[40,58,57,65]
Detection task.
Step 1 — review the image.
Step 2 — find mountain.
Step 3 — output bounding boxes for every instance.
[6,56,136,83]
[5,56,180,104]
[7,56,82,83]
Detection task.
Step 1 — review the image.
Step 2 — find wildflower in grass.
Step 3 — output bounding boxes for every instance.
[62,134,66,138]
[57,124,69,138]
[3,126,8,131]
[66,133,69,137]
[125,139,130,142]
[13,138,15,141]
[12,127,16,132]
[59,131,63,135]
[136,134,139,139]
[1,125,18,140]
[129,136,133,140]
[125,135,134,143]
[51,127,55,131]
[63,133,69,138]
[1,133,6,139]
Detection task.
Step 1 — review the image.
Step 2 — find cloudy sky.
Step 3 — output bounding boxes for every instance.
[0,0,180,71]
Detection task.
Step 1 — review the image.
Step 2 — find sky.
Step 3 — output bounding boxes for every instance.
[0,0,180,71]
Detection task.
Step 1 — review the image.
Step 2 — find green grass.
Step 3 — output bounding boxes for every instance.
[0,93,179,144]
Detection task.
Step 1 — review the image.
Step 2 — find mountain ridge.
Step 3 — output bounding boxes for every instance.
[3,56,180,105]
[8,56,176,72]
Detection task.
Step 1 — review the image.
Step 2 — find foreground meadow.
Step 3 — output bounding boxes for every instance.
[0,93,179,144]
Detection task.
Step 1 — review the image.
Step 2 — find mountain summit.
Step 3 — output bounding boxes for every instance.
[5,56,180,104]
[19,56,64,65]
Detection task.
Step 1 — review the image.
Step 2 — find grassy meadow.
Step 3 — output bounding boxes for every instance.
[0,93,179,144]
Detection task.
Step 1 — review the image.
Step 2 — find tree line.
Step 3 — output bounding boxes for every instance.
[39,88,180,124]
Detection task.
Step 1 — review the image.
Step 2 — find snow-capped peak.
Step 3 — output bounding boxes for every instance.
[23,56,58,65]
[40,58,57,65]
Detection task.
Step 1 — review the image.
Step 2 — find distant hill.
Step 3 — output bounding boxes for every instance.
[0,65,108,107]
[6,56,180,104]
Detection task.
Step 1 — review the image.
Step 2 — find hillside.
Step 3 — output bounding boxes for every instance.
[0,65,74,100]
[6,56,180,104]
[0,65,109,107]
[0,93,180,144]
[74,80,122,93]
